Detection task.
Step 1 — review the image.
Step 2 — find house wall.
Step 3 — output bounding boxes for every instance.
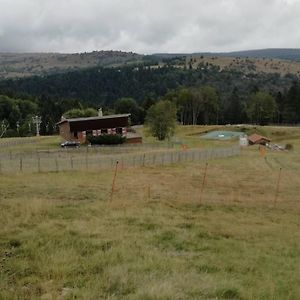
[59,122,72,141]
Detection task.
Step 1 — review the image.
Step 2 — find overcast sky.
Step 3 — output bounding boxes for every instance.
[0,0,299,54]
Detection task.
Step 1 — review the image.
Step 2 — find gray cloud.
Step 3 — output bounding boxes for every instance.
[0,0,299,53]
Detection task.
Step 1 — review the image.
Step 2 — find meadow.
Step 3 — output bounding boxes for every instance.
[0,126,299,299]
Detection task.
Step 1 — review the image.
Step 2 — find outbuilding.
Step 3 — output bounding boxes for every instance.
[248,133,271,145]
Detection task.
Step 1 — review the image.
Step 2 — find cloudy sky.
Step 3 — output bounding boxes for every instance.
[0,0,299,54]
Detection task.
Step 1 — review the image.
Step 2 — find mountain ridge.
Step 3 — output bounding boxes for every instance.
[1,48,300,79]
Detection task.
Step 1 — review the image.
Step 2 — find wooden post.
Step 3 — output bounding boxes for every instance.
[0,159,2,174]
[274,168,282,207]
[55,158,59,173]
[148,185,151,200]
[199,162,208,203]
[153,154,156,165]
[38,157,41,173]
[70,157,74,169]
[85,154,88,170]
[19,157,23,172]
[110,161,119,202]
[142,154,146,167]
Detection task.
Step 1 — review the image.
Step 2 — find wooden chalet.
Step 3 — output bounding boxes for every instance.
[57,113,141,144]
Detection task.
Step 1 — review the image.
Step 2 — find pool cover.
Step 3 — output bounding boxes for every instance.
[201,130,243,140]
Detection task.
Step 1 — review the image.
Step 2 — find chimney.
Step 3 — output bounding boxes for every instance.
[98,108,103,117]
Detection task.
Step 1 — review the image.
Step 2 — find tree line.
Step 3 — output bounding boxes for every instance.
[0,64,300,137]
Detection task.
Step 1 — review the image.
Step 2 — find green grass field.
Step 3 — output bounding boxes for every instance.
[0,126,299,299]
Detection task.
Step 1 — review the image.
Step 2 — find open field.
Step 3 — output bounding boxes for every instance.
[0,126,300,299]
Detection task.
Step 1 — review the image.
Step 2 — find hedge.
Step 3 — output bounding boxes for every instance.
[87,134,126,145]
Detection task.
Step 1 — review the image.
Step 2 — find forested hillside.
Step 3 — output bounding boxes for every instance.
[0,62,300,137]
[0,64,295,104]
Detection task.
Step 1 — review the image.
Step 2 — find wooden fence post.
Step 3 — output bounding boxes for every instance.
[38,157,41,173]
[110,161,119,202]
[55,158,59,173]
[19,157,23,172]
[142,154,146,167]
[148,185,151,200]
[274,168,282,207]
[199,162,208,203]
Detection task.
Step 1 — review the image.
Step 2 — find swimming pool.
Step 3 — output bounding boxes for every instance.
[201,130,243,140]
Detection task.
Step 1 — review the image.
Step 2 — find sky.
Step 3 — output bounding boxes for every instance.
[0,0,300,54]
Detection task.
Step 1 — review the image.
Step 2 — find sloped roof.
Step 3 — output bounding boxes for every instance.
[57,114,130,125]
[248,133,271,144]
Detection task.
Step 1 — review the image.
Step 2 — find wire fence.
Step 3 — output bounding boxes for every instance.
[110,163,300,210]
[0,142,177,160]
[0,145,240,174]
[0,138,38,148]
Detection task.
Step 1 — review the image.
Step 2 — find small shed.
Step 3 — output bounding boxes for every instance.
[248,134,271,145]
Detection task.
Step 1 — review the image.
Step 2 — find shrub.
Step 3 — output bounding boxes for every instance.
[285,143,293,150]
[87,134,126,145]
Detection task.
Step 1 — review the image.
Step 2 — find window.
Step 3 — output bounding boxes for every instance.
[116,127,123,134]
[74,131,78,138]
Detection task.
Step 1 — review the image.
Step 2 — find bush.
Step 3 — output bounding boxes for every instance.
[87,134,126,145]
[285,143,293,150]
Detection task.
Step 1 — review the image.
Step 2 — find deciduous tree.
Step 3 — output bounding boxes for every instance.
[146,101,177,140]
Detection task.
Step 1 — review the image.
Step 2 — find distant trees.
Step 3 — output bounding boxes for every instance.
[0,95,38,137]
[114,97,144,124]
[282,81,300,123]
[247,91,277,125]
[146,101,177,140]
[224,87,244,124]
[63,108,98,118]
[1,64,300,136]
[164,86,219,125]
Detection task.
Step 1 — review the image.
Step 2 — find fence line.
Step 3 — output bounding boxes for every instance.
[0,145,240,174]
[0,138,38,148]
[0,142,177,160]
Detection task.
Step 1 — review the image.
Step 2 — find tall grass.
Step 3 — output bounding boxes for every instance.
[0,126,299,299]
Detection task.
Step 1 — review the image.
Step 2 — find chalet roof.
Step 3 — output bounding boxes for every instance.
[248,133,271,144]
[57,114,130,125]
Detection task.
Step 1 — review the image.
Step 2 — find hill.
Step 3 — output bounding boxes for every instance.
[155,48,300,61]
[216,48,300,61]
[187,55,300,76]
[0,64,295,106]
[2,49,300,80]
[0,51,143,79]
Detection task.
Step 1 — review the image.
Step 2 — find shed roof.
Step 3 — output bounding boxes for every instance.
[248,133,271,144]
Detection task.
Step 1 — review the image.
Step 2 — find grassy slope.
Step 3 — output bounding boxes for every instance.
[0,51,143,79]
[188,56,300,76]
[0,126,300,299]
